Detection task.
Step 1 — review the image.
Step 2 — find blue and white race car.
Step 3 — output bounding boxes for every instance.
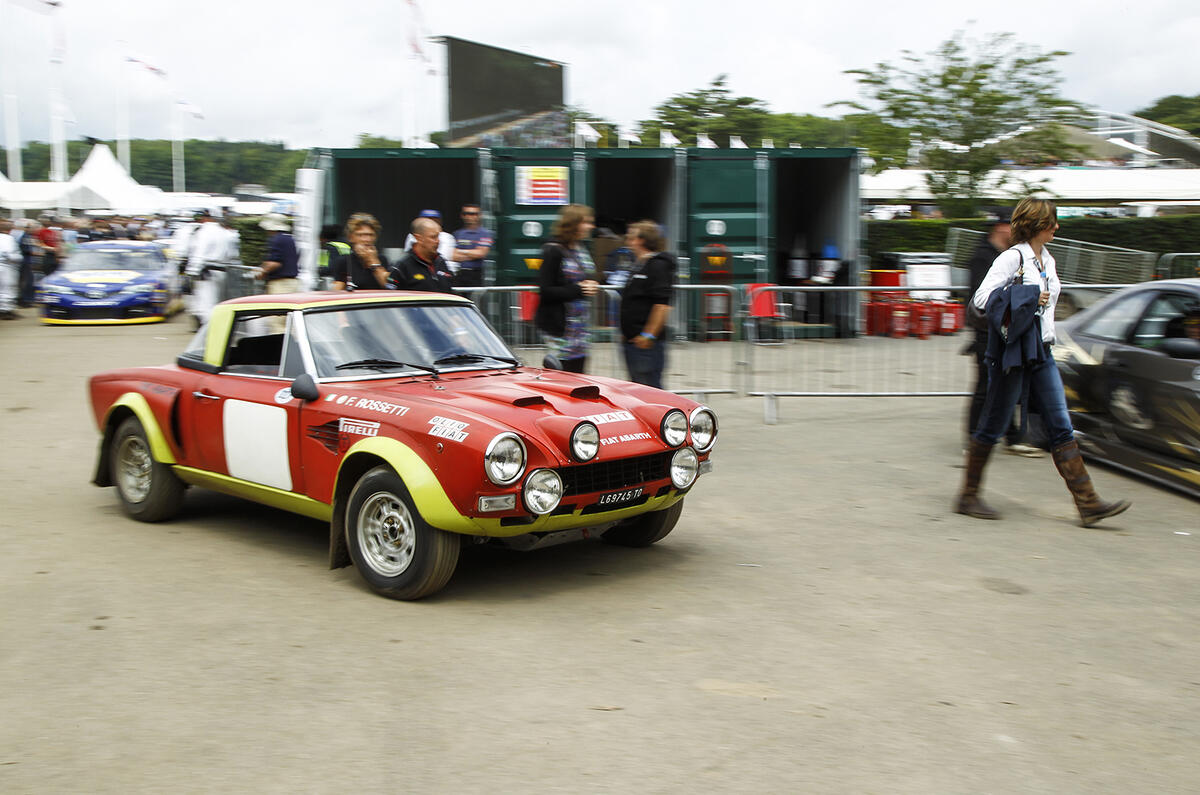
[38,241,179,325]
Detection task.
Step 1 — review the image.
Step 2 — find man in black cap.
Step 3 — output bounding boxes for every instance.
[964,209,1041,457]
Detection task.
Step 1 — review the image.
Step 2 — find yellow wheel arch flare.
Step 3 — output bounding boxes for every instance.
[104,392,177,464]
[337,436,479,534]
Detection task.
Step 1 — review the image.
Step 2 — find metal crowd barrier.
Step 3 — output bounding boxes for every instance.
[745,283,1132,423]
[1155,252,1200,280]
[218,262,259,301]
[452,284,741,398]
[250,280,1136,422]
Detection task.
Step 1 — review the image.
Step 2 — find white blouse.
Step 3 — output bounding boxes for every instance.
[972,241,1061,344]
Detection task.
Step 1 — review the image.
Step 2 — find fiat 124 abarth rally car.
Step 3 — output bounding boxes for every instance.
[89,291,717,599]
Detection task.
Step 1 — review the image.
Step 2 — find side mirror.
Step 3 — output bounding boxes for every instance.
[290,372,320,402]
[1161,337,1200,360]
[542,354,563,370]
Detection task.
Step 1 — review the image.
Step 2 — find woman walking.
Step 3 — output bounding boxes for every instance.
[535,204,599,373]
[957,197,1130,527]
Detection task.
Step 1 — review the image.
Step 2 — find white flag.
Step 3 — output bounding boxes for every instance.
[659,129,680,147]
[697,133,717,149]
[125,54,167,79]
[619,129,641,145]
[177,99,205,120]
[575,121,601,142]
[729,135,747,149]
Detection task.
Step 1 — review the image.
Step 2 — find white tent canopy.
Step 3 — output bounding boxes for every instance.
[862,167,1200,202]
[0,144,163,213]
[64,144,164,212]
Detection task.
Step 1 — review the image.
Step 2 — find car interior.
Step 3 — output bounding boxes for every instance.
[222,313,302,377]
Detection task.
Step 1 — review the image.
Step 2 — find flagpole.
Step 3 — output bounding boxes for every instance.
[0,1,23,191]
[48,3,67,216]
[171,99,184,192]
[117,55,131,172]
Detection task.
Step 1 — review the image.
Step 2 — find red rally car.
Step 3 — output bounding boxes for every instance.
[88,291,717,600]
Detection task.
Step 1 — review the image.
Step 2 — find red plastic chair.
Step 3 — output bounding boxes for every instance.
[518,291,539,322]
[747,283,783,319]
[746,283,786,343]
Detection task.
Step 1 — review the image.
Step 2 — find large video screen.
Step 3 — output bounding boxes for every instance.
[445,37,567,147]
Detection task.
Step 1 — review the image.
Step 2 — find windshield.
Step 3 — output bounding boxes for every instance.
[304,302,517,379]
[63,248,167,272]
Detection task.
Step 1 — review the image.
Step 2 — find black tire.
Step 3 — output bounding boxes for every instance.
[345,466,460,600]
[110,416,185,522]
[601,500,684,548]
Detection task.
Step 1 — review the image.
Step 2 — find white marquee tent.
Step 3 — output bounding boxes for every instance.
[861,167,1200,203]
[0,144,164,213]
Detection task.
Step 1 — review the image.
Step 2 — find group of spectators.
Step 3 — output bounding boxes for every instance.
[318,204,491,293]
[0,215,78,318]
[317,202,675,389]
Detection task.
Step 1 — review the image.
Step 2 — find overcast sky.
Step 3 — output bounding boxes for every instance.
[2,0,1198,155]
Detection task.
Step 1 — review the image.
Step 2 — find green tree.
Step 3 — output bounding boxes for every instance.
[356,133,407,148]
[839,30,1087,216]
[637,75,770,147]
[1134,94,1200,137]
[12,138,310,194]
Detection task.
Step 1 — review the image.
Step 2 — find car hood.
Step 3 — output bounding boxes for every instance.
[321,369,692,463]
[48,270,163,287]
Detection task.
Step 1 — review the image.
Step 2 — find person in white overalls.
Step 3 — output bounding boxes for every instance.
[184,211,230,328]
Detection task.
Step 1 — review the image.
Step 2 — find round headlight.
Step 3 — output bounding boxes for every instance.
[660,409,688,447]
[670,447,699,490]
[689,407,717,452]
[570,421,600,462]
[523,468,563,515]
[485,433,526,486]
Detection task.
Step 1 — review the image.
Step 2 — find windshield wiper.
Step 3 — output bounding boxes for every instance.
[433,352,520,367]
[334,358,440,376]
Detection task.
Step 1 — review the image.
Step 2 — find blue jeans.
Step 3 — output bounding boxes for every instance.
[623,340,665,389]
[972,351,1074,449]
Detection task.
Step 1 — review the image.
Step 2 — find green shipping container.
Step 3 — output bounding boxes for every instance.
[686,147,860,285]
[484,149,578,284]
[319,146,860,294]
[323,147,482,261]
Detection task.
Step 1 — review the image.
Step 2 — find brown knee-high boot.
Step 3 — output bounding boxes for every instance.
[1051,439,1131,527]
[956,439,1000,519]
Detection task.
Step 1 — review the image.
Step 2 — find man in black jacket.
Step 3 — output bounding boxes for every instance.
[620,220,675,389]
[965,211,1042,456]
[390,217,455,293]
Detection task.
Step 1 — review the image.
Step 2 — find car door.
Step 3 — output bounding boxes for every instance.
[183,311,306,492]
[1064,291,1155,424]
[1102,291,1200,464]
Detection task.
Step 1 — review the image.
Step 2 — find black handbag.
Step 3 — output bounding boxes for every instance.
[967,251,1024,331]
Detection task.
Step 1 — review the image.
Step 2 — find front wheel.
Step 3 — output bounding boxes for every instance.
[111,416,185,522]
[345,466,460,600]
[601,500,684,547]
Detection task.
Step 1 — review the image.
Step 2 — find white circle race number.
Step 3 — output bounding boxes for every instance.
[522,221,543,238]
[705,219,726,236]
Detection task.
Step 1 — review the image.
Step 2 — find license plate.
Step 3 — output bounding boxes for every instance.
[595,486,644,507]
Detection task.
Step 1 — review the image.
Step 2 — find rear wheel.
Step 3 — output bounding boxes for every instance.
[345,466,460,600]
[111,416,185,522]
[601,500,684,547]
